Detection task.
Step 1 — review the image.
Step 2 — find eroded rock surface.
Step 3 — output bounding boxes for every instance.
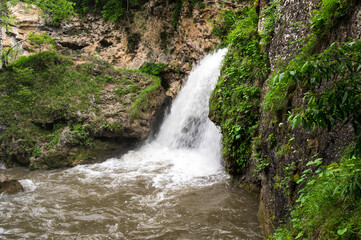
[2,0,241,96]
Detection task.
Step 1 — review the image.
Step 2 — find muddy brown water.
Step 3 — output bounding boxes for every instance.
[0,163,261,239]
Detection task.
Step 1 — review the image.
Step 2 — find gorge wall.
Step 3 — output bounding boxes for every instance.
[209,0,361,238]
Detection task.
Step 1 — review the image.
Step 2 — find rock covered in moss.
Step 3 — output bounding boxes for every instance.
[0,52,167,169]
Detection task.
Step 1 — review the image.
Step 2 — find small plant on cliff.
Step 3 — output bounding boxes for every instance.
[300,0,353,56]
[172,0,184,29]
[139,62,168,76]
[25,0,76,26]
[28,32,56,52]
[259,0,280,48]
[211,7,250,42]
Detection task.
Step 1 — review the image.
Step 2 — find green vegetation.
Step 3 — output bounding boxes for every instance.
[139,62,168,76]
[28,32,55,52]
[0,52,79,164]
[172,0,184,29]
[264,0,354,113]
[286,41,361,155]
[272,155,361,239]
[266,40,361,238]
[1,32,56,70]
[256,0,361,238]
[0,51,161,168]
[15,0,150,25]
[70,0,148,21]
[118,69,162,120]
[259,0,280,48]
[306,0,352,53]
[0,52,99,165]
[211,8,250,44]
[210,7,269,173]
[24,0,76,26]
[209,0,360,237]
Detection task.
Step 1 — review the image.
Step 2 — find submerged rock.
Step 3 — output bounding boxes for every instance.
[0,174,24,194]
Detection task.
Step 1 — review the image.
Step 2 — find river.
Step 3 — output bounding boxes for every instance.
[0,49,262,239]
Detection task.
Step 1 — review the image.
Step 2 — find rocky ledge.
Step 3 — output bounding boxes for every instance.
[0,52,168,169]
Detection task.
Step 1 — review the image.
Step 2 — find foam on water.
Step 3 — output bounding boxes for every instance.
[18,179,37,192]
[0,161,6,170]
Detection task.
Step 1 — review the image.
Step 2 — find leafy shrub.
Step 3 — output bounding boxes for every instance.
[210,7,270,173]
[271,156,361,239]
[102,0,126,21]
[310,0,352,39]
[27,32,56,52]
[139,62,168,76]
[264,41,361,155]
[301,0,353,56]
[70,124,94,147]
[25,0,76,26]
[211,9,244,41]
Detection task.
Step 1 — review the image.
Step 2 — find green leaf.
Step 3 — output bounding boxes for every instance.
[295,232,303,239]
[337,228,347,235]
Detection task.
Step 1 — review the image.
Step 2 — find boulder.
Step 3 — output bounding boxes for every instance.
[0,174,24,194]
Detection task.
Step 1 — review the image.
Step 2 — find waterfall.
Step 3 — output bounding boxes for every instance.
[153,48,227,164]
[156,48,227,151]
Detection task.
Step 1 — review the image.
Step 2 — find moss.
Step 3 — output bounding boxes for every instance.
[10,51,72,71]
[259,0,281,48]
[130,74,162,120]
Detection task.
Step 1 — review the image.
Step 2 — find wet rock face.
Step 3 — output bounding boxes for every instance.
[268,0,315,70]
[0,174,24,194]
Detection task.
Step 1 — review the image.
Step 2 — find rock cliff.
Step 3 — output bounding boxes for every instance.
[257,0,361,234]
[209,0,361,236]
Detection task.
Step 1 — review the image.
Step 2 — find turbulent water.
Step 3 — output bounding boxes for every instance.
[0,49,262,239]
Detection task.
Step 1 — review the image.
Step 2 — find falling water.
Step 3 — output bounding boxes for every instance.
[0,49,262,239]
